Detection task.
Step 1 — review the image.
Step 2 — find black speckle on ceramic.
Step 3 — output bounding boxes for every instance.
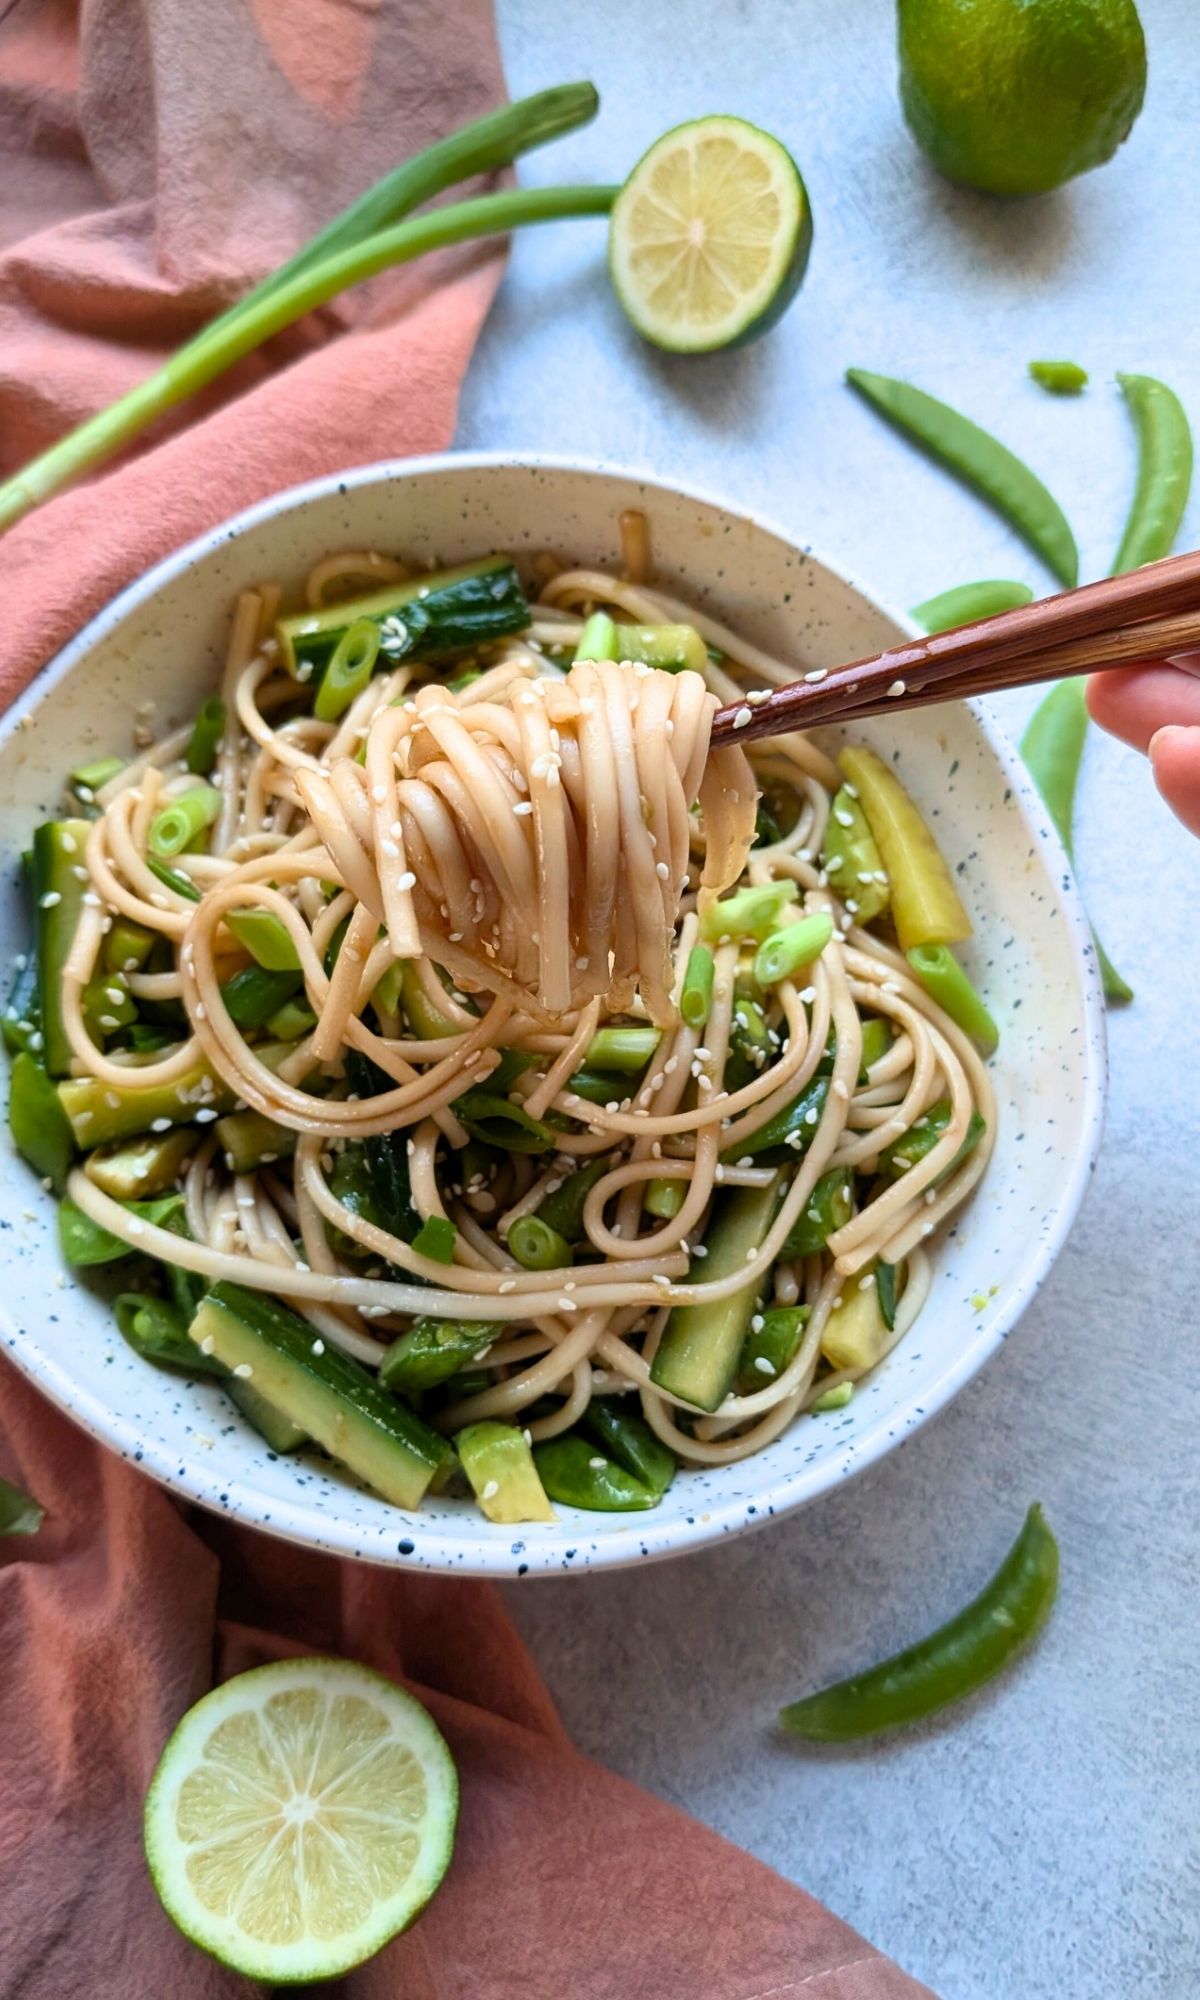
[0,456,1106,1578]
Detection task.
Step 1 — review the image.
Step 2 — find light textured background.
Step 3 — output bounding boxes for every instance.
[459,3,1200,1995]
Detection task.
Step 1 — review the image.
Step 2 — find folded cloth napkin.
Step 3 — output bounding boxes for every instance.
[0,6,936,1995]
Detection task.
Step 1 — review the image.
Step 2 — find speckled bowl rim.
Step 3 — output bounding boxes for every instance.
[0,451,1107,1575]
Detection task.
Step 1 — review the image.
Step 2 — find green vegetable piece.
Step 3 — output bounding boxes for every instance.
[314,618,382,722]
[725,997,773,1094]
[147,785,221,859]
[810,1380,854,1413]
[397,961,458,1040]
[83,1127,197,1200]
[651,1174,783,1411]
[185,696,227,776]
[58,1192,185,1267]
[0,86,608,534]
[32,819,91,1076]
[821,1265,891,1372]
[700,880,797,944]
[578,1399,676,1496]
[265,996,317,1041]
[277,557,531,680]
[507,1214,571,1271]
[911,580,1034,633]
[457,1421,555,1523]
[411,1214,457,1264]
[1111,373,1193,574]
[59,1060,235,1147]
[115,1292,226,1376]
[584,1026,659,1073]
[781,1166,854,1259]
[533,1434,660,1512]
[533,1157,611,1243]
[612,622,708,674]
[104,918,156,975]
[880,1098,986,1183]
[821,785,890,924]
[380,1317,499,1397]
[8,1051,74,1188]
[146,857,201,902]
[561,1068,629,1108]
[754,911,834,988]
[345,1051,425,1243]
[721,1073,829,1163]
[846,369,1078,587]
[225,1376,308,1451]
[220,964,303,1031]
[0,1474,43,1537]
[215,1109,295,1173]
[1019,679,1132,1003]
[876,1260,898,1332]
[573,612,618,661]
[2,948,40,1056]
[1029,361,1088,395]
[858,1017,893,1078]
[71,756,125,796]
[907,943,999,1052]
[224,908,301,971]
[644,1177,686,1220]
[839,745,971,953]
[190,1282,454,1507]
[735,1304,810,1396]
[454,1089,556,1155]
[780,1504,1059,1741]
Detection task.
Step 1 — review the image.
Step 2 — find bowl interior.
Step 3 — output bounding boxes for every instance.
[0,457,1105,1575]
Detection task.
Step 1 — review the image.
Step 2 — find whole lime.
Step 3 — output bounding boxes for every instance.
[897,0,1147,197]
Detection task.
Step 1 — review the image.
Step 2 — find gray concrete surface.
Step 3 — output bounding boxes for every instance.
[459,5,1199,1994]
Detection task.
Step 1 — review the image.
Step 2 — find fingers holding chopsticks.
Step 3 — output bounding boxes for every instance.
[1088,667,1200,836]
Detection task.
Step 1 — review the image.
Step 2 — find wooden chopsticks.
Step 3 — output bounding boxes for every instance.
[709,545,1200,747]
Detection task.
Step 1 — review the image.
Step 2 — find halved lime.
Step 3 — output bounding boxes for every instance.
[609,115,812,353]
[144,1657,458,1984]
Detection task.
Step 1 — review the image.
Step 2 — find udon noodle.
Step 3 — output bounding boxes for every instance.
[53,534,994,1502]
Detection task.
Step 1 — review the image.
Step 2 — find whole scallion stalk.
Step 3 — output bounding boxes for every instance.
[0,84,605,535]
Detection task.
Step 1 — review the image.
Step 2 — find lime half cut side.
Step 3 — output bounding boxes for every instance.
[609,115,812,353]
[144,1656,458,1984]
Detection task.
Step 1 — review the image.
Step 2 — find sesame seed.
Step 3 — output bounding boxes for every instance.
[39,891,61,909]
[804,667,829,683]
[312,1339,325,1356]
[149,1117,172,1132]
[233,1362,254,1379]
[754,1356,776,1376]
[396,871,416,892]
[481,1480,500,1502]
[886,679,906,698]
[588,1456,607,1471]
[732,706,753,729]
[513,800,534,816]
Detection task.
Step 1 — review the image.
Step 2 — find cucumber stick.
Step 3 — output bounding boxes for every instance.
[650,1174,782,1411]
[276,557,530,678]
[189,1283,453,1508]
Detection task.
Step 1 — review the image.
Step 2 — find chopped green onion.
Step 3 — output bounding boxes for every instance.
[700,881,797,944]
[147,785,221,859]
[71,756,124,795]
[573,612,618,661]
[184,697,227,776]
[146,857,201,902]
[680,945,715,1028]
[225,908,301,971]
[754,911,834,987]
[906,944,999,1053]
[584,1026,660,1072]
[314,619,381,722]
[507,1214,571,1270]
[412,1214,457,1264]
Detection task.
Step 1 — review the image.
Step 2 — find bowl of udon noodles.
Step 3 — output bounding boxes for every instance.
[0,456,1105,1574]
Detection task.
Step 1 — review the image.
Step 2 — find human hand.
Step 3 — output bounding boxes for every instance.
[1087,666,1200,837]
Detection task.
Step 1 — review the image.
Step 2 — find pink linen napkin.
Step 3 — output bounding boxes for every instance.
[0,5,937,1994]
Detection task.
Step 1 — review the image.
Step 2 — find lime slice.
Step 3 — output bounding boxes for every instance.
[609,115,812,353]
[144,1657,458,1983]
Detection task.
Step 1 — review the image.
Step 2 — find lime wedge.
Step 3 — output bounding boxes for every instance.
[144,1657,458,1983]
[609,115,812,353]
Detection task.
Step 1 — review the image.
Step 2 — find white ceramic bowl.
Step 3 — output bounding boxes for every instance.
[0,456,1106,1576]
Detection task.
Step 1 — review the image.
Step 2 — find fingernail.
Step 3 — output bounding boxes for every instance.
[1166,651,1200,678]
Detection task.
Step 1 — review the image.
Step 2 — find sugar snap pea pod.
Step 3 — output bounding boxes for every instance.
[58,1191,186,1267]
[1111,373,1193,574]
[380,1317,500,1397]
[846,369,1078,587]
[1028,360,1088,395]
[906,944,999,1053]
[1019,680,1132,1002]
[115,1292,227,1376]
[838,746,971,953]
[533,1434,660,1512]
[735,1305,810,1395]
[184,696,227,776]
[147,857,201,902]
[720,1074,829,1164]
[411,1214,457,1264]
[857,1017,892,1078]
[534,1156,612,1242]
[2,948,40,1055]
[33,819,91,1075]
[821,785,889,924]
[875,1259,898,1332]
[577,1400,676,1495]
[781,1166,854,1258]
[8,1051,74,1187]
[880,1098,986,1182]
[780,1504,1059,1741]
[910,579,1033,633]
